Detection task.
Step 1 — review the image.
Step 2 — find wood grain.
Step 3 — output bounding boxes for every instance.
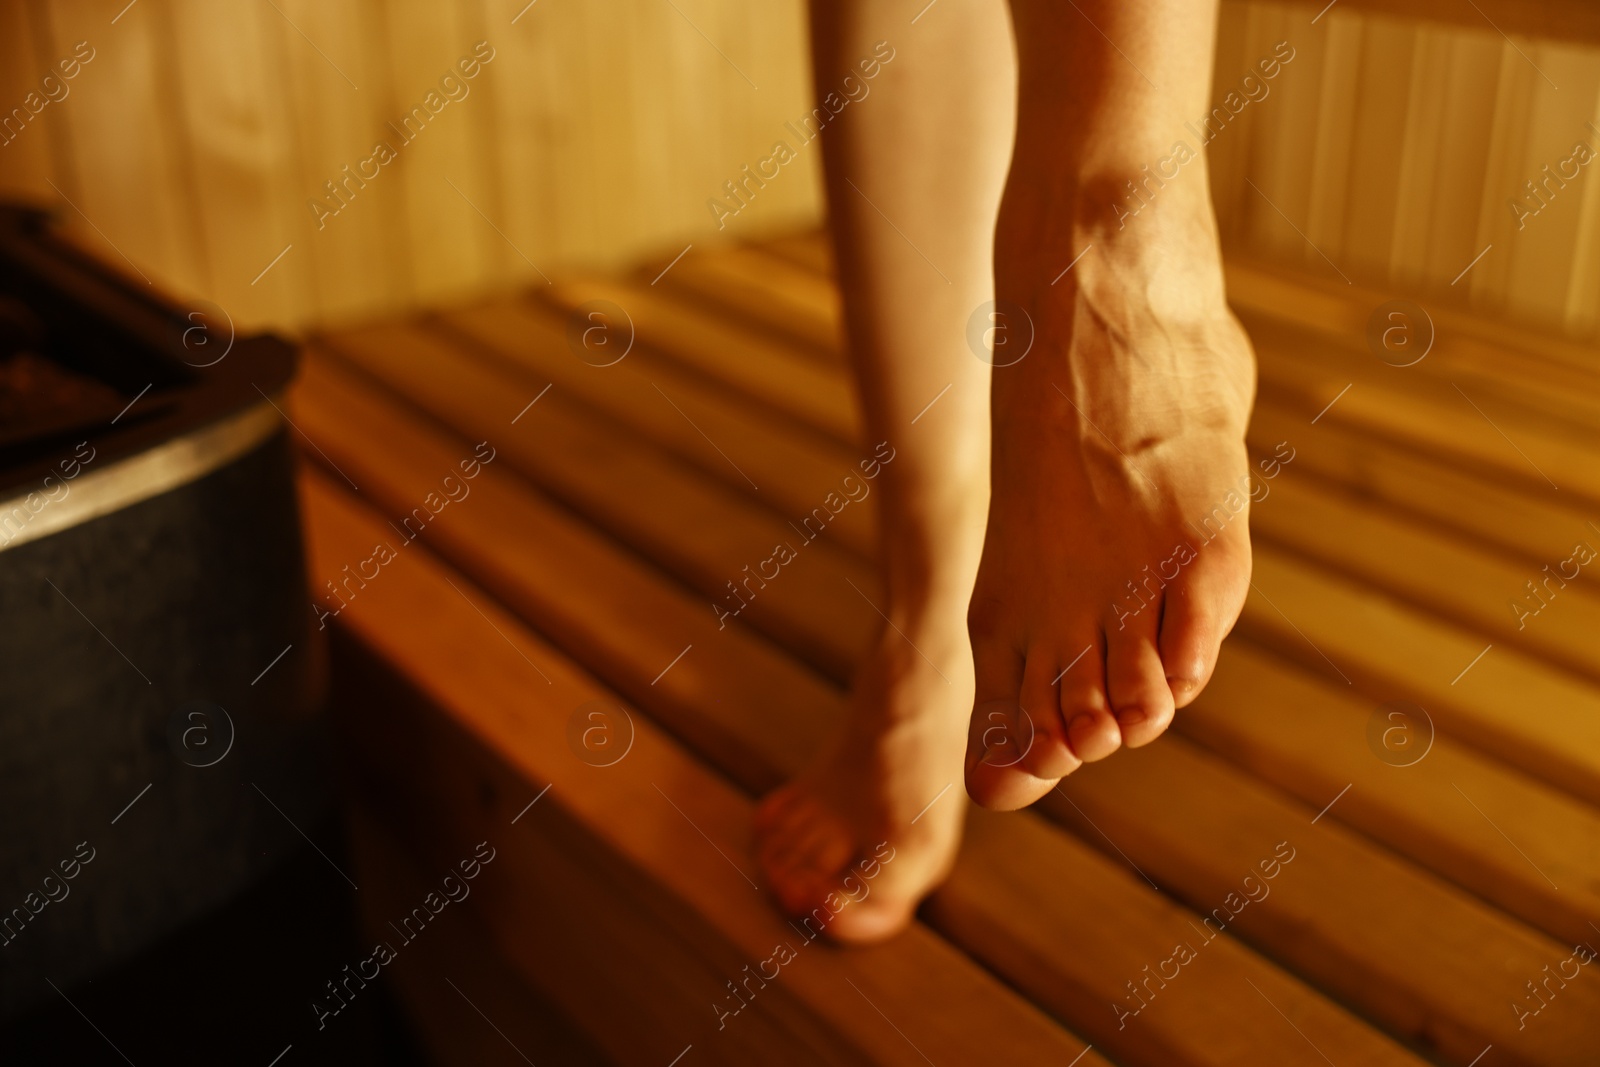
[303,469,1100,1066]
[291,347,1425,1067]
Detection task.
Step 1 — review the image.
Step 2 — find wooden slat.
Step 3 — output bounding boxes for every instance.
[1182,641,1600,948]
[1253,473,1600,683]
[340,308,1600,1062]
[310,327,874,682]
[555,242,1600,517]
[675,237,1600,810]
[672,241,1600,799]
[426,297,876,558]
[1254,335,1600,505]
[627,239,1600,1036]
[935,810,1425,1067]
[1046,734,1600,1066]
[1242,305,1600,446]
[323,316,1600,973]
[290,352,1423,1067]
[304,469,1100,1066]
[1247,400,1587,566]
[648,243,845,359]
[1239,544,1600,807]
[756,231,834,277]
[294,359,829,782]
[1224,255,1600,422]
[541,276,861,444]
[678,242,1600,575]
[294,226,1600,1065]
[1302,9,1361,273]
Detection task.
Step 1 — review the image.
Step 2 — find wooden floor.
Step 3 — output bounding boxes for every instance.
[292,232,1600,1066]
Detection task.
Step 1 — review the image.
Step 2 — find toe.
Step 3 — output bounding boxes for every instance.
[1157,581,1222,709]
[1159,543,1250,708]
[755,787,806,856]
[818,892,919,944]
[794,815,854,874]
[756,792,819,877]
[1106,615,1176,748]
[967,624,1023,716]
[963,637,1047,810]
[758,804,852,915]
[754,784,800,833]
[965,698,1059,811]
[1016,644,1080,781]
[1056,637,1120,762]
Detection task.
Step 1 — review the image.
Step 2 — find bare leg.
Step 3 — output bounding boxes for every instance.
[965,0,1256,809]
[753,0,1015,942]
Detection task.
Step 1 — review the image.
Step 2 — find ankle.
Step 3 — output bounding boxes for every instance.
[875,483,987,624]
[996,165,1226,308]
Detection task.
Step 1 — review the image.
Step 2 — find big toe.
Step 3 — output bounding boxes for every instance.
[756,798,854,914]
[964,698,1061,811]
[963,637,1061,810]
[965,758,1060,812]
[813,891,919,944]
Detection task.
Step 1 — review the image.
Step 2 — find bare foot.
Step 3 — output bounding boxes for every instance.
[964,196,1257,811]
[756,610,973,944]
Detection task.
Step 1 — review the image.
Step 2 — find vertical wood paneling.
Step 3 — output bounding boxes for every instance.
[1563,88,1600,336]
[272,0,411,328]
[5,0,816,332]
[1498,42,1600,330]
[382,0,495,305]
[1242,2,1326,260]
[581,0,639,259]
[167,0,308,327]
[1207,1,1258,245]
[1419,31,1501,291]
[1225,3,1278,252]
[1387,25,1451,288]
[1302,11,1362,275]
[1213,0,1600,342]
[482,0,564,282]
[3,0,1593,342]
[0,0,58,208]
[1468,43,1535,314]
[40,0,208,299]
[1339,15,1418,279]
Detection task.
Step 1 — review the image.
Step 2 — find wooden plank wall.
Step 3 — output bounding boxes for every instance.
[3,0,1599,342]
[1213,1,1600,338]
[0,0,820,332]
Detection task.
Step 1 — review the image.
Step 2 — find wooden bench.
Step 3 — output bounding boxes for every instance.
[293,232,1600,1065]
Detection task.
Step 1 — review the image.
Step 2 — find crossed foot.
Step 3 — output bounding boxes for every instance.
[755,221,1257,943]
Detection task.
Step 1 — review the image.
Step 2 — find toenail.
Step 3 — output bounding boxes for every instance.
[974,699,1035,768]
[1115,707,1147,728]
[1067,712,1096,735]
